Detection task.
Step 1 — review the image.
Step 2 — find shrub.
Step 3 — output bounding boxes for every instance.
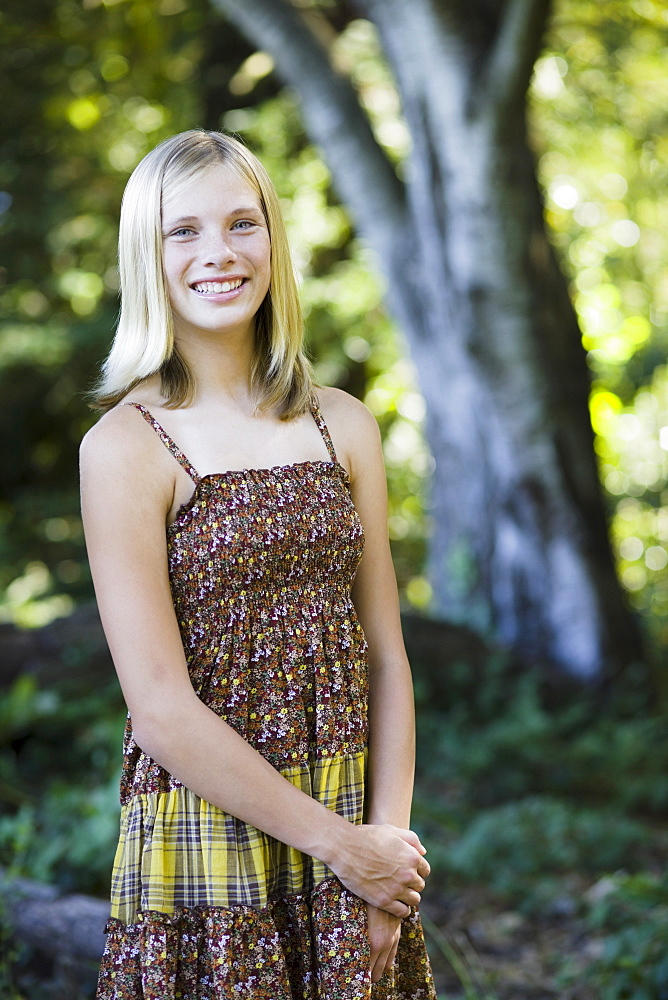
[561,871,668,999]
[417,795,650,908]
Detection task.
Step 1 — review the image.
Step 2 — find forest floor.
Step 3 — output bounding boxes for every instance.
[423,880,601,1000]
[2,612,668,999]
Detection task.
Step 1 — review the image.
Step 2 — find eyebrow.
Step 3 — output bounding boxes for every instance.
[162,216,197,228]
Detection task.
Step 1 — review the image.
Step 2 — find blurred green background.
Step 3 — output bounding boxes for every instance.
[1,1,667,997]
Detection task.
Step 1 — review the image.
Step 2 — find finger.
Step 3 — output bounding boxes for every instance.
[370,947,390,984]
[383,899,411,919]
[417,857,431,879]
[381,937,400,981]
[414,837,427,856]
[399,829,427,854]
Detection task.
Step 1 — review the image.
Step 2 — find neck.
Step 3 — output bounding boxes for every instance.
[174,325,258,407]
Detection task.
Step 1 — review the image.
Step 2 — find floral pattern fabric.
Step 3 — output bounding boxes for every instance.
[96,400,435,999]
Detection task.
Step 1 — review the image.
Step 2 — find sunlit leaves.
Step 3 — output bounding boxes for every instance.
[530,0,668,645]
[2,0,667,645]
[0,0,209,625]
[0,324,71,369]
[0,561,74,629]
[229,51,275,96]
[331,19,410,163]
[66,95,103,130]
[99,52,129,82]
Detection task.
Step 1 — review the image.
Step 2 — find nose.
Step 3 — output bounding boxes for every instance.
[203,232,237,267]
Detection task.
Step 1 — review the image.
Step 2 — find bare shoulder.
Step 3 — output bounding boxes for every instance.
[81,404,153,471]
[79,403,176,509]
[314,386,382,481]
[314,386,380,444]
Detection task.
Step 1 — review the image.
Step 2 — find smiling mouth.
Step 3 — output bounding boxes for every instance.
[192,278,245,294]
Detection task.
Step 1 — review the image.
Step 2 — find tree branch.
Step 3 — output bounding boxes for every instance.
[474,0,552,121]
[363,0,468,135]
[209,0,407,256]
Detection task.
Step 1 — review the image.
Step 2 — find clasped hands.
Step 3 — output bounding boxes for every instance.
[328,822,430,918]
[326,822,429,983]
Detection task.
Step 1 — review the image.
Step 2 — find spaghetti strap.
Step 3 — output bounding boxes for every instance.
[122,402,201,484]
[309,396,339,465]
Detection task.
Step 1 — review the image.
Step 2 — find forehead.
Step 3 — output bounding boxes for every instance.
[161,162,263,219]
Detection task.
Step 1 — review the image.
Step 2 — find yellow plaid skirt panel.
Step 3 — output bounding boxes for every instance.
[110,752,366,923]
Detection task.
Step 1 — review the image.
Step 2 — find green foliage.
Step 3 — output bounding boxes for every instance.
[530,0,668,650]
[413,653,668,911]
[560,871,668,999]
[0,0,210,626]
[435,797,648,905]
[2,0,667,647]
[415,653,668,814]
[0,674,125,894]
[0,778,121,893]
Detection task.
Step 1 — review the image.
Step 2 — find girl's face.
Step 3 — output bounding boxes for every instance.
[161,163,271,347]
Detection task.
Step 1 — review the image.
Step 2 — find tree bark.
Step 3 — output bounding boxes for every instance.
[209,0,642,678]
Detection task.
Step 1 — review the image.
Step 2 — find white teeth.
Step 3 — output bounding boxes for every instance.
[193,278,244,294]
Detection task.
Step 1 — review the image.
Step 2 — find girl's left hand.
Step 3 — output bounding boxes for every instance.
[367,903,402,983]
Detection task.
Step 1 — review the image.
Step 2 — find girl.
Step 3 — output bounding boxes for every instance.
[81,129,435,999]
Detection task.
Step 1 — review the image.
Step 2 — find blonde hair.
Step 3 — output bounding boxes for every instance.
[93,130,312,418]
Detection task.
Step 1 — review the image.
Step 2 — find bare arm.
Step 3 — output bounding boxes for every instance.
[350,426,416,833]
[323,390,417,832]
[80,405,428,918]
[320,389,425,980]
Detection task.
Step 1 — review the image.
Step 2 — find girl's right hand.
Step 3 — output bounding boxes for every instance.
[326,823,429,918]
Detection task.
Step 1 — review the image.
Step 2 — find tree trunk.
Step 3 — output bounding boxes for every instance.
[209,0,643,678]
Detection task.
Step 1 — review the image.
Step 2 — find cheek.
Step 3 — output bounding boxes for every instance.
[162,251,176,283]
[162,251,185,296]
